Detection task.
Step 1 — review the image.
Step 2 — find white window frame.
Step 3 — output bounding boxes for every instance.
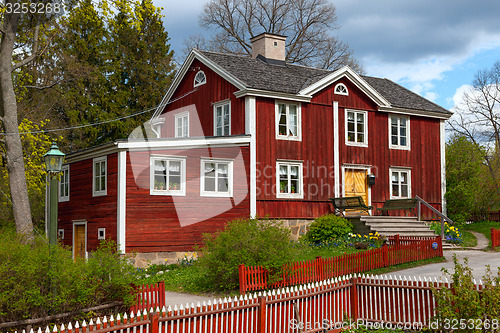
[389,114,410,150]
[389,167,412,199]
[200,159,233,197]
[93,156,107,197]
[98,228,106,240]
[275,101,302,141]
[276,161,303,199]
[345,109,368,147]
[150,155,187,196]
[213,100,231,136]
[59,164,70,202]
[334,83,349,96]
[194,70,206,87]
[174,111,189,138]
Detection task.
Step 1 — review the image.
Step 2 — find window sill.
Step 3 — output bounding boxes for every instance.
[277,193,303,199]
[151,190,186,196]
[389,145,410,151]
[93,191,107,197]
[346,141,368,148]
[276,135,301,141]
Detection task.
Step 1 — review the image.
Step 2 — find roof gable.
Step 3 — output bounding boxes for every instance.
[153,49,451,120]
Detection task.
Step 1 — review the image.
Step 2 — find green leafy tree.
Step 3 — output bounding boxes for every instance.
[0,119,55,230]
[445,134,499,222]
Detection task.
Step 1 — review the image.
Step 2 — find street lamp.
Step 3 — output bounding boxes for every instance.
[44,142,65,246]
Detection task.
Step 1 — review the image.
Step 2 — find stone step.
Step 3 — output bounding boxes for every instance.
[361,217,418,223]
[377,231,438,237]
[363,222,429,228]
[358,215,437,238]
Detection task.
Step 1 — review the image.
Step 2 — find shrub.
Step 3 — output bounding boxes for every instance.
[195,218,300,291]
[0,231,136,322]
[432,255,500,329]
[304,214,353,245]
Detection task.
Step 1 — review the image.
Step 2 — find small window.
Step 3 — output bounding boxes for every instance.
[335,83,348,96]
[194,71,206,87]
[389,115,410,150]
[98,228,106,240]
[59,165,70,202]
[276,101,301,140]
[175,112,189,138]
[201,159,233,197]
[150,156,186,196]
[345,109,367,147]
[277,161,303,198]
[214,101,231,136]
[390,168,411,199]
[58,229,64,240]
[93,157,107,196]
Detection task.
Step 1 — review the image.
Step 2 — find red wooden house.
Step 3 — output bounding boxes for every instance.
[58,33,452,260]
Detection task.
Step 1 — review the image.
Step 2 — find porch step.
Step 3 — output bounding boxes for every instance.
[360,216,437,237]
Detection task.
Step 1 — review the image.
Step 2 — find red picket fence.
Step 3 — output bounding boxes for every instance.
[31,274,461,333]
[492,228,500,248]
[239,236,443,294]
[469,211,500,222]
[131,281,166,313]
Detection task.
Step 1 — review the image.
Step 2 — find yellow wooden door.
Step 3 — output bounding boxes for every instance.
[344,169,369,214]
[74,224,86,259]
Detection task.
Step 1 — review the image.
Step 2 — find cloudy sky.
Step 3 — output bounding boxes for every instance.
[155,0,500,111]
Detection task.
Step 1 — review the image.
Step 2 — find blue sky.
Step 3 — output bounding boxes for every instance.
[154,0,500,111]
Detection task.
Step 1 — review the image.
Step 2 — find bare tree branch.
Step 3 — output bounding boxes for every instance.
[194,0,361,71]
[12,15,41,71]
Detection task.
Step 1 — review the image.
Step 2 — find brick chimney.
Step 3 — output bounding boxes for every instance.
[250,33,286,65]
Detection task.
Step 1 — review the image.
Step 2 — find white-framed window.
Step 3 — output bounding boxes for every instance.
[335,83,348,96]
[276,101,301,141]
[57,229,64,240]
[200,159,233,197]
[59,165,70,202]
[150,156,186,196]
[276,161,303,199]
[93,157,107,196]
[214,100,231,136]
[389,115,410,150]
[390,168,411,199]
[175,112,189,138]
[345,109,368,147]
[98,228,106,240]
[194,70,206,87]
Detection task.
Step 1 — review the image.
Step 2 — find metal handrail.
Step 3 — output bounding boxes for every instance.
[415,195,453,239]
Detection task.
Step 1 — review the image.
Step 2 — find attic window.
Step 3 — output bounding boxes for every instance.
[194,71,206,87]
[335,83,348,96]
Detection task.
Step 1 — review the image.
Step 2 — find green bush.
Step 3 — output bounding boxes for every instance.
[0,231,135,322]
[432,255,500,329]
[195,218,300,291]
[304,214,353,245]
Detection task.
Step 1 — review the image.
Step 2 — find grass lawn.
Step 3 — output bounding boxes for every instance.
[460,230,477,247]
[461,221,500,249]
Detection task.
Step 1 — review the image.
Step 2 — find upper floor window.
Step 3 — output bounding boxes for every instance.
[194,71,206,87]
[389,115,410,150]
[277,161,303,199]
[59,165,69,202]
[214,100,231,136]
[345,109,367,147]
[175,112,189,138]
[390,168,411,199]
[276,101,301,141]
[335,83,348,96]
[201,159,233,197]
[93,157,107,196]
[150,156,186,196]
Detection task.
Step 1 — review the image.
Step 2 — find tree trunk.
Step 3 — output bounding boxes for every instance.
[0,12,34,240]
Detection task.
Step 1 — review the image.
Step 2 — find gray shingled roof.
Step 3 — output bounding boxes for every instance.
[199,50,451,115]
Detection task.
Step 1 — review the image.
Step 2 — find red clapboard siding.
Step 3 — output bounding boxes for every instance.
[159,59,246,138]
[125,146,251,253]
[58,153,119,252]
[255,77,443,219]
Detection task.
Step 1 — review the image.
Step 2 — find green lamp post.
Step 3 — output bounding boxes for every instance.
[44,142,65,246]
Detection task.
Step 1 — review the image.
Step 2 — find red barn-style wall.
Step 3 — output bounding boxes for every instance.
[58,153,119,252]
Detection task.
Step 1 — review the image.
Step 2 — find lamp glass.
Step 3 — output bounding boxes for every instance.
[44,142,65,173]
